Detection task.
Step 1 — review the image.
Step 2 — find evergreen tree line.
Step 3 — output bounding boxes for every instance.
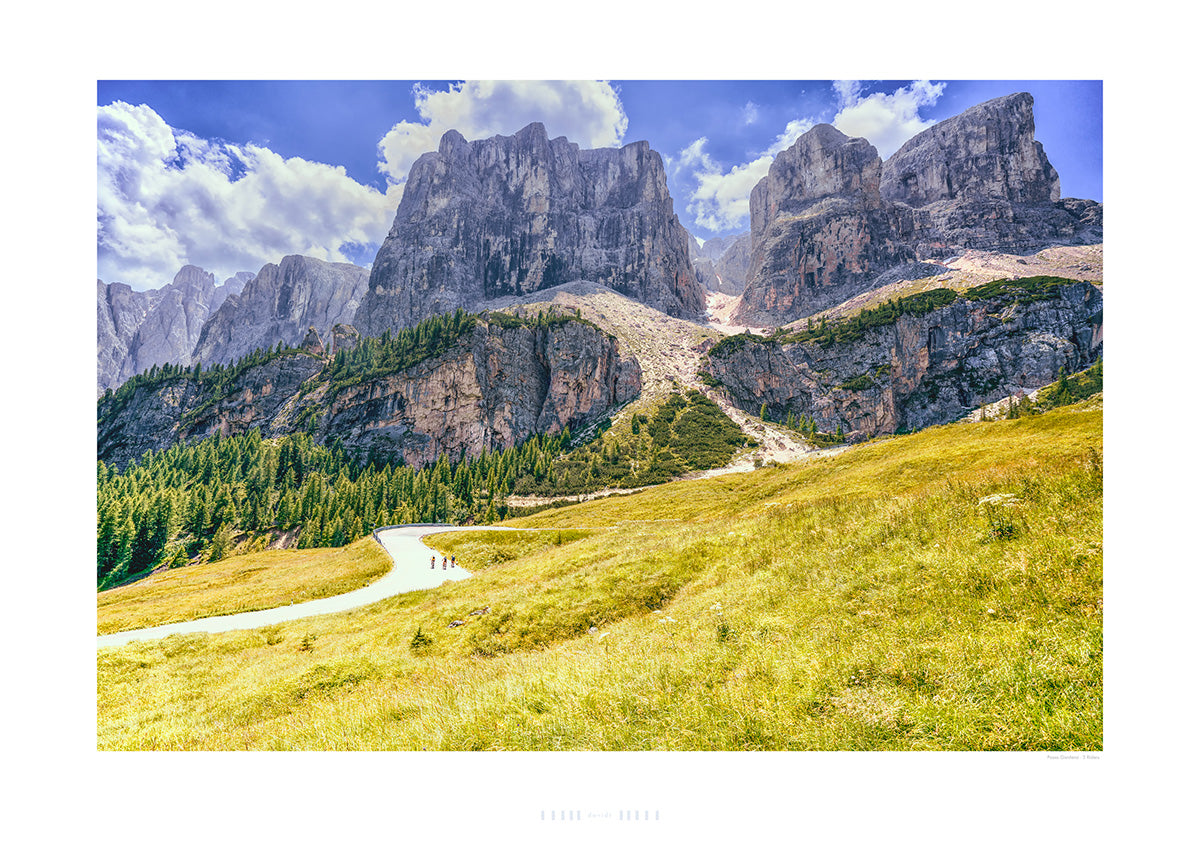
[510,390,751,496]
[96,426,586,588]
[987,358,1103,421]
[98,342,313,429]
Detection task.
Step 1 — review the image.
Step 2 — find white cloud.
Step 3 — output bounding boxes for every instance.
[832,79,946,158]
[98,101,400,290]
[376,80,628,184]
[741,101,759,125]
[682,118,814,233]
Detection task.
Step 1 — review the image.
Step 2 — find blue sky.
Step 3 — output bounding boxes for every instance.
[97,80,1102,290]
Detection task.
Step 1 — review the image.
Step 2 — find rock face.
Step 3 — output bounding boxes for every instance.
[732,125,916,326]
[881,93,1102,257]
[689,232,751,295]
[705,280,1102,441]
[97,352,326,467]
[883,93,1060,208]
[192,255,369,366]
[97,265,249,395]
[712,232,754,295]
[730,93,1102,327]
[356,123,704,334]
[97,315,641,470]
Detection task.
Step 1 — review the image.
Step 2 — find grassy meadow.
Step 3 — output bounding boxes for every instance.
[97,397,1102,750]
[97,537,392,635]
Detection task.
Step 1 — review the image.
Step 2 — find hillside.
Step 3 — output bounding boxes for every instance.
[97,398,1102,750]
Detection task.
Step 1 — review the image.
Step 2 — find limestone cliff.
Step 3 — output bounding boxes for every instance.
[689,232,751,295]
[356,123,704,333]
[880,92,1101,256]
[712,232,753,295]
[732,125,916,325]
[97,314,641,470]
[705,278,1102,441]
[192,255,369,366]
[97,266,249,394]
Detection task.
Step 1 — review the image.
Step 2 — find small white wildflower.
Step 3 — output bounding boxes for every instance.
[662,616,677,623]
[987,608,996,615]
[978,493,1019,507]
[710,603,723,611]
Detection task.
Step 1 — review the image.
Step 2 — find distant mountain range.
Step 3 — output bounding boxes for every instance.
[98,91,1102,465]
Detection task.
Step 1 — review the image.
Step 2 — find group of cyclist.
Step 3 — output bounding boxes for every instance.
[430,555,457,570]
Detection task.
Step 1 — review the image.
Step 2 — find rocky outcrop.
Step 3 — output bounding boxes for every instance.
[712,232,753,295]
[705,279,1102,441]
[97,266,250,394]
[192,255,369,367]
[880,93,1101,256]
[320,318,641,467]
[689,232,751,295]
[98,280,154,395]
[729,93,1102,328]
[356,122,704,334]
[692,234,734,262]
[97,315,641,470]
[732,125,916,326]
[96,351,326,467]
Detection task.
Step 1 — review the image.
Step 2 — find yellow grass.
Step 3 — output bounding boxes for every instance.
[97,537,392,635]
[98,400,1102,750]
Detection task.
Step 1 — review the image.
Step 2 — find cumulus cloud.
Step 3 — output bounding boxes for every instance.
[376,80,628,184]
[682,117,814,233]
[97,101,400,290]
[832,79,946,158]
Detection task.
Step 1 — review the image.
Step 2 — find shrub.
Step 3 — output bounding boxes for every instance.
[409,626,433,652]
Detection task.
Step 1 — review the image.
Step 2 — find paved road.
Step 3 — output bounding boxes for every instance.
[97,524,507,649]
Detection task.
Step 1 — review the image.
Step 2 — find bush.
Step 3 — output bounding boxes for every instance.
[409,626,433,652]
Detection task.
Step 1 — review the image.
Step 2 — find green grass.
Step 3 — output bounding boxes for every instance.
[97,400,1101,750]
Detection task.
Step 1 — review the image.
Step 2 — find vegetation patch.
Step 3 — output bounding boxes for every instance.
[838,373,877,392]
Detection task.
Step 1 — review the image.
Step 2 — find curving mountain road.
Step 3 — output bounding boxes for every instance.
[96,524,508,650]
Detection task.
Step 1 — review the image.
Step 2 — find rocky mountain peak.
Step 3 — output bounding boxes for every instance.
[882,92,1060,207]
[170,264,217,293]
[732,92,1100,327]
[751,124,882,234]
[97,264,248,395]
[734,123,910,326]
[356,123,703,334]
[191,255,369,367]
